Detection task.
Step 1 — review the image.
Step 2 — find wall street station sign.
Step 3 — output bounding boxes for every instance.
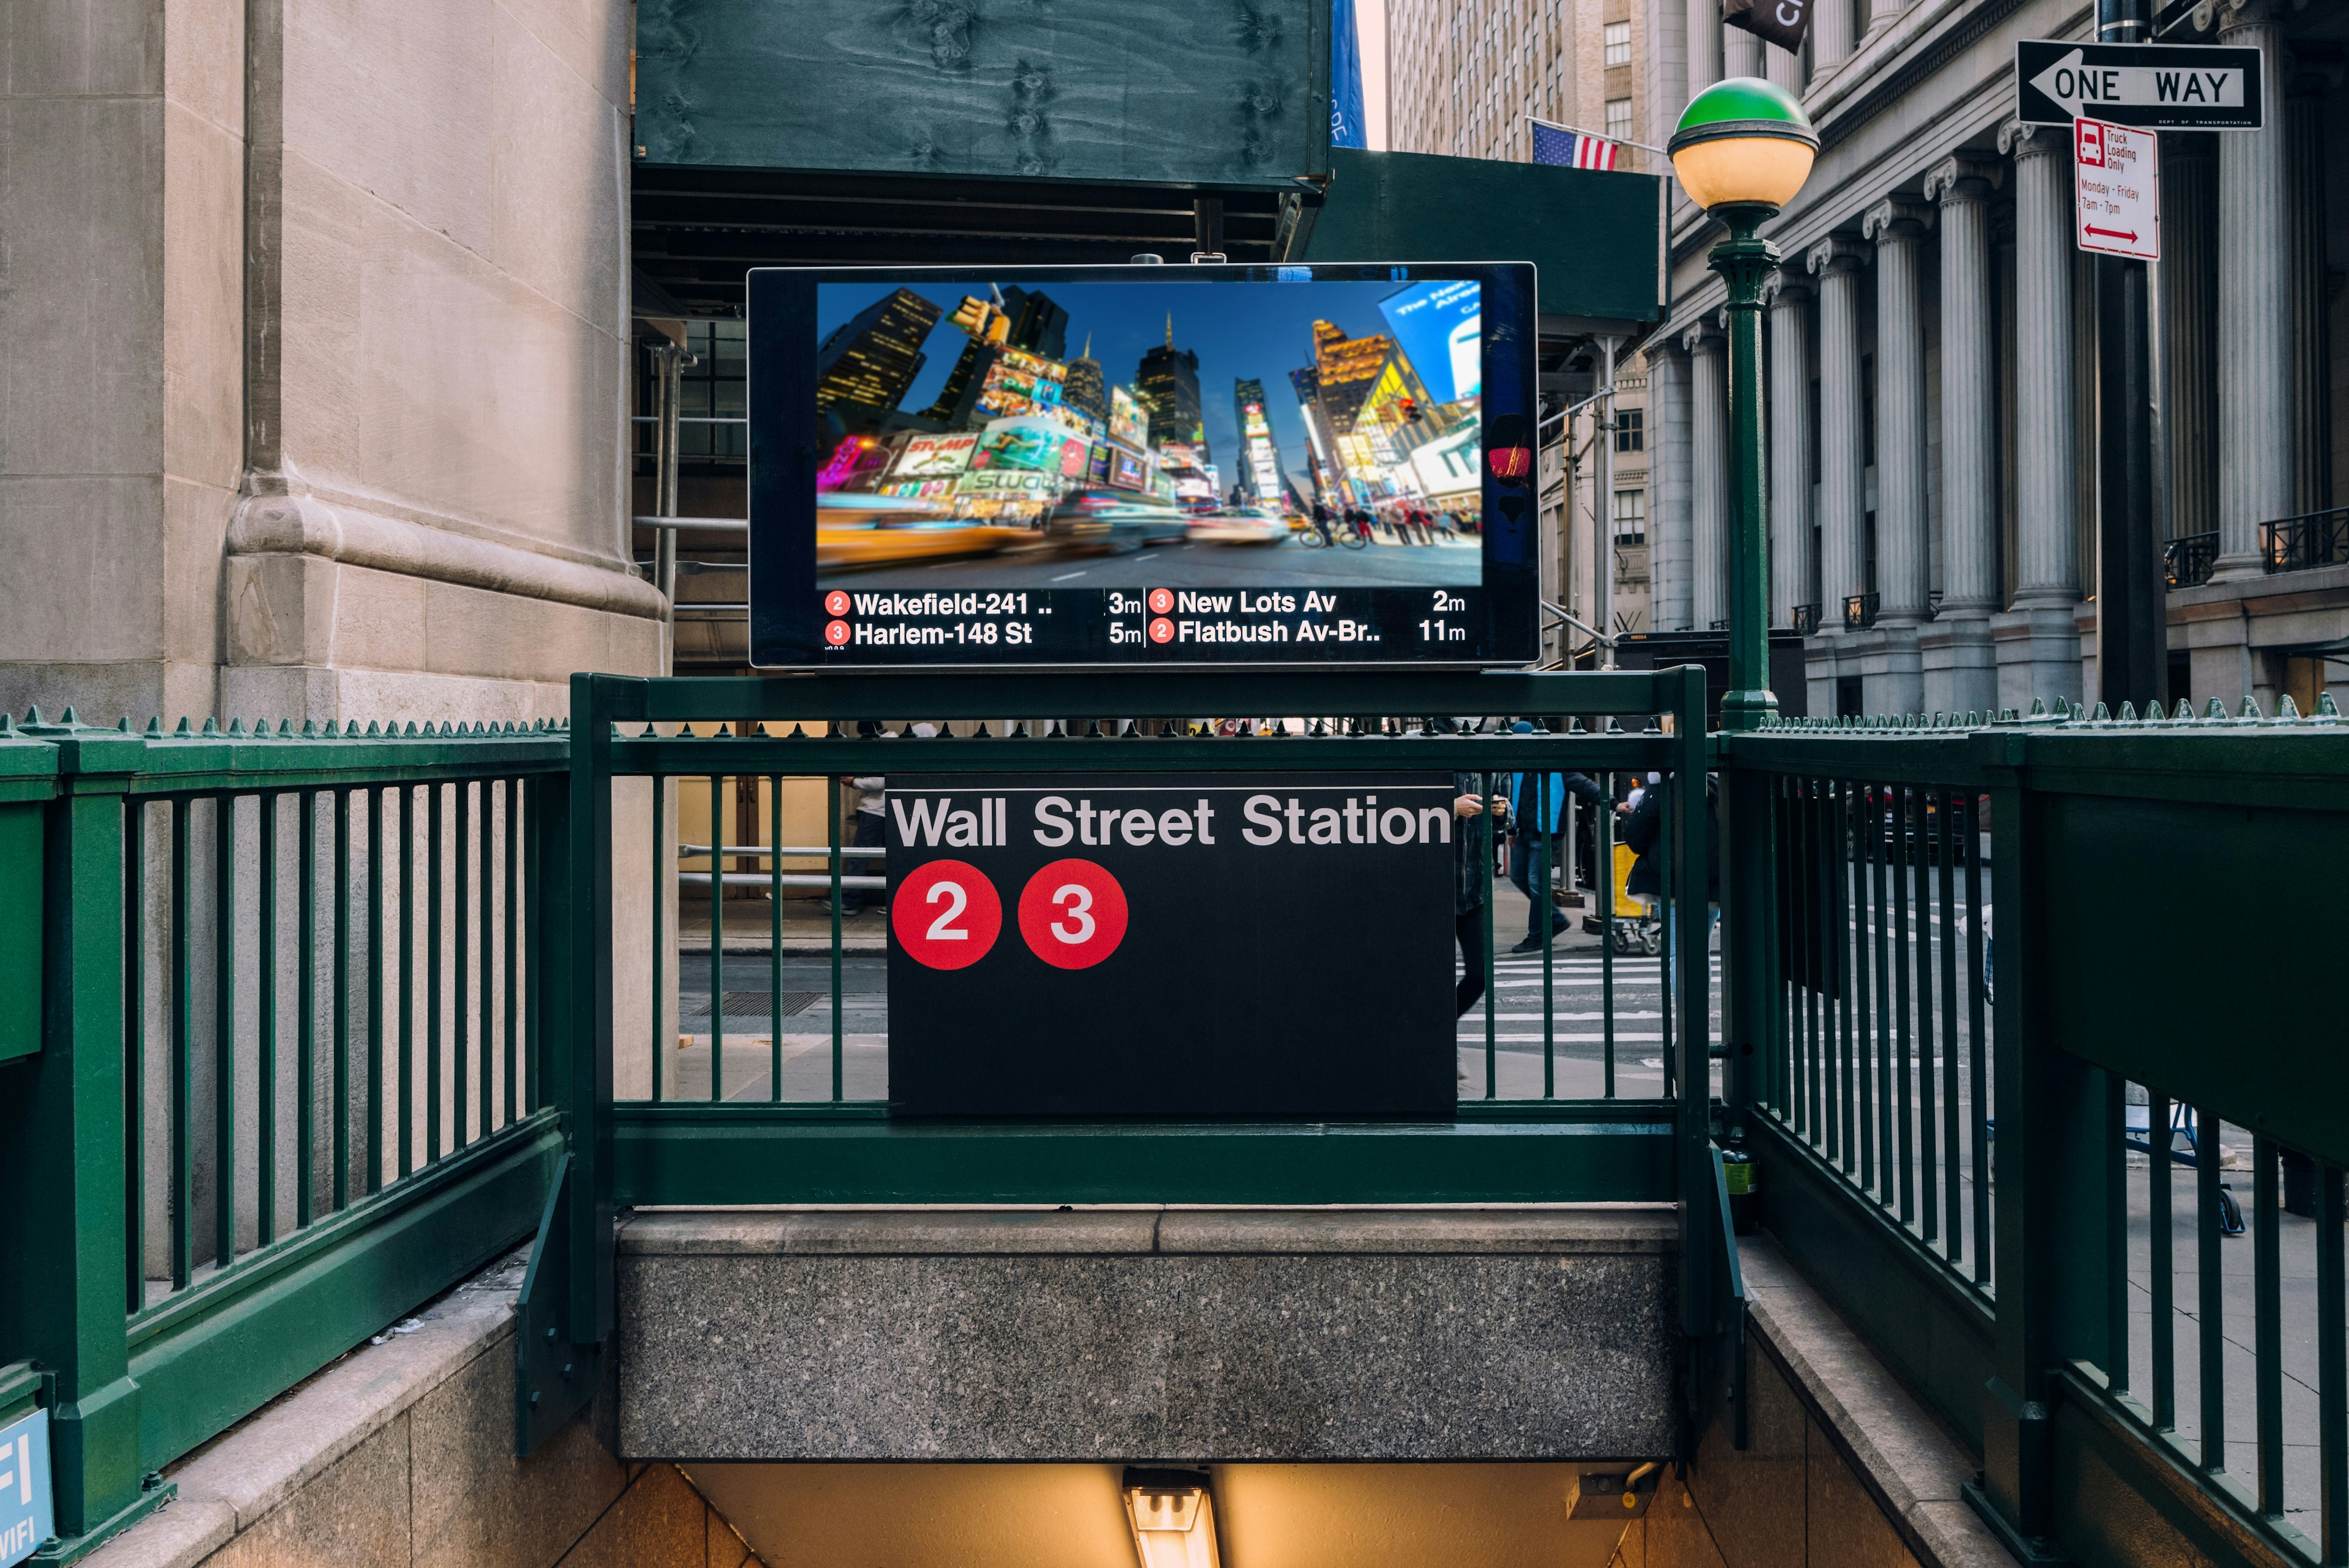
[2016,41,2263,130]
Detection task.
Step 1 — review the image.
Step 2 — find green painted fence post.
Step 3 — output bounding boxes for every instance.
[0,721,169,1549]
[1671,667,1715,1349]
[1972,731,2114,1560]
[561,675,615,1348]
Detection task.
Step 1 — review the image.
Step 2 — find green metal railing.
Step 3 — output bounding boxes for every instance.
[22,671,2343,1568]
[1724,696,2349,1568]
[543,667,1734,1457]
[569,668,1715,1197]
[0,710,571,1558]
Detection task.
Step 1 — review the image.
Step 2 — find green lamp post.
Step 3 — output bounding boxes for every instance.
[1668,78,1817,730]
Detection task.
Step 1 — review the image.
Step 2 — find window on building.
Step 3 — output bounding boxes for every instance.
[638,320,748,466]
[1603,22,1631,67]
[1614,488,1647,544]
[1614,405,1645,453]
[1605,97,1634,143]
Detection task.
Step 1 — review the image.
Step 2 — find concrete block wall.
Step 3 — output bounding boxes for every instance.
[618,1208,1683,1463]
[0,0,664,726]
[1614,1235,2015,1568]
[90,1252,759,1568]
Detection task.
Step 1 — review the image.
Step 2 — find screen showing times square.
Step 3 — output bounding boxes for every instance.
[744,261,1540,667]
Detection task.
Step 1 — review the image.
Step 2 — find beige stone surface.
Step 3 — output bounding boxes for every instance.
[1608,1232,2016,1568]
[556,1464,714,1568]
[0,477,169,663]
[161,94,243,488]
[202,1418,412,1568]
[409,1323,626,1568]
[84,1254,746,1568]
[1808,1432,1923,1568]
[3,0,653,721]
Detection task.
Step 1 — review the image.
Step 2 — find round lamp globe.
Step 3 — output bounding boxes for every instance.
[1668,77,1819,216]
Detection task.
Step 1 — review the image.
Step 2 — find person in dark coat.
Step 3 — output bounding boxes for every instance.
[1449,763,1501,1020]
[1619,773,1721,993]
[1505,721,1611,953]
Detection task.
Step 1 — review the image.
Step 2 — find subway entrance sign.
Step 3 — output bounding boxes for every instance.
[884,773,1457,1118]
[2016,40,2263,130]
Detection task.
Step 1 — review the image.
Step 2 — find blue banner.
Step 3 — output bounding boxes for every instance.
[0,1409,52,1568]
[1331,0,1367,149]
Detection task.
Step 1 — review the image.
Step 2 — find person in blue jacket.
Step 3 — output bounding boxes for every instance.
[1506,720,1611,954]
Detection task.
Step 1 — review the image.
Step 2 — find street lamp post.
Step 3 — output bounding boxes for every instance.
[1668,80,1819,731]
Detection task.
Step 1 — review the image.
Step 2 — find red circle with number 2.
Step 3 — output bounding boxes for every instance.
[1018,860,1129,969]
[892,860,1001,970]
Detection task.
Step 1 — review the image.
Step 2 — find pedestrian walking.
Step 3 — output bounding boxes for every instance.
[830,771,888,915]
[1505,722,1609,953]
[1447,759,1500,1020]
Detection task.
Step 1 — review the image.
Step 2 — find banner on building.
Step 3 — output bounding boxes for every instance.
[1724,0,1811,54]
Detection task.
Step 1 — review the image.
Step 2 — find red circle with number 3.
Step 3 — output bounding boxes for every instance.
[1017,860,1129,969]
[892,860,1001,970]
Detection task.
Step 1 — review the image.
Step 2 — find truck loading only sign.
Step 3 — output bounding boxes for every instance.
[884,773,1456,1117]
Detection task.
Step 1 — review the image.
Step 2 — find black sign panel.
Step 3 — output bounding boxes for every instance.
[2015,40,2263,129]
[884,773,1457,1117]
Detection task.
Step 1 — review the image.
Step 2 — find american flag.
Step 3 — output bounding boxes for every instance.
[1531,122,1622,171]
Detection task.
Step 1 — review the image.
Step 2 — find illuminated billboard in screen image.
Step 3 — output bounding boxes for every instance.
[748,262,1538,668]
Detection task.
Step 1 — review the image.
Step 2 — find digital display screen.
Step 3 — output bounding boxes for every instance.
[748,262,1538,667]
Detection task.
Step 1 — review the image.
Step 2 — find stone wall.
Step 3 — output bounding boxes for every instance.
[1616,1235,2015,1568]
[617,1207,1682,1462]
[0,0,662,726]
[89,1251,757,1568]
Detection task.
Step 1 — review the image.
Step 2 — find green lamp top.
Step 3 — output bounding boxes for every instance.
[1668,77,1819,153]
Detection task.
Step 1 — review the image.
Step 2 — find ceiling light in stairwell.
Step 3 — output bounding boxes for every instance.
[1123,1468,1220,1568]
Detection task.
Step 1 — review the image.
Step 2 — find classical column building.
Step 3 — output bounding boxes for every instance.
[1764,271,1814,632]
[2214,0,2294,581]
[1806,237,1868,713]
[1687,321,1730,631]
[1649,342,1696,633]
[1921,157,2001,718]
[1643,0,2344,719]
[1994,118,2082,712]
[1864,199,1932,716]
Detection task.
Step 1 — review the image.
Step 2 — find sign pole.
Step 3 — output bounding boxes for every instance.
[2014,25,2263,709]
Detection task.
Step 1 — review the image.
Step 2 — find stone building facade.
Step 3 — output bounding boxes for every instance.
[1642,0,2348,718]
[0,1,666,725]
[1385,0,1658,647]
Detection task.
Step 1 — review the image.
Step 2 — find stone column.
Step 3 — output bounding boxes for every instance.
[1809,237,1867,647]
[1921,156,2001,719]
[1862,200,1931,715]
[1994,120,2082,711]
[2213,0,2293,578]
[1688,318,1730,631]
[1687,0,1721,92]
[1764,270,1814,631]
[2161,132,2220,543]
[1649,341,1695,632]
[2286,45,2340,514]
[1868,0,1901,31]
[1813,0,1854,72]
[1765,41,1803,95]
[1724,23,1762,81]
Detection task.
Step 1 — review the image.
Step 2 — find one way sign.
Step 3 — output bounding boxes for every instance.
[2017,40,2263,130]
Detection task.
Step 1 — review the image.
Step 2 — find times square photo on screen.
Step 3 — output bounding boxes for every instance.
[807,275,1486,590]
